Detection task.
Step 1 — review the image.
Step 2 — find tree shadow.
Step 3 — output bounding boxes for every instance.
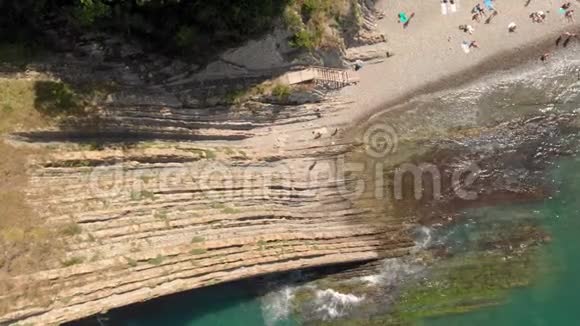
[34,81,85,117]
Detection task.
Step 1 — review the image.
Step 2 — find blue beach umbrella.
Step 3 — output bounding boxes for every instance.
[484,0,494,10]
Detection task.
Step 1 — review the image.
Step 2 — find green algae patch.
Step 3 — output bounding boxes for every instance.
[392,250,539,323]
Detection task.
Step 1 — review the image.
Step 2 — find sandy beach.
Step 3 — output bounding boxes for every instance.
[248,0,580,154]
[341,0,580,123]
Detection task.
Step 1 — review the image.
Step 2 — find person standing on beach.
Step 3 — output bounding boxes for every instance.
[485,10,499,24]
[565,10,575,23]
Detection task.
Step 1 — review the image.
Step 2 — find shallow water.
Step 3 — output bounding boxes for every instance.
[95,281,297,326]
[424,157,580,326]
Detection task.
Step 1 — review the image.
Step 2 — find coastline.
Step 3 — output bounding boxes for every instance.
[1,1,580,325]
[338,0,580,126]
[357,26,580,125]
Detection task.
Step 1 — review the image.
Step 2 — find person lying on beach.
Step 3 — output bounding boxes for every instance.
[540,52,551,62]
[459,24,475,34]
[469,40,480,49]
[401,12,415,28]
[563,32,578,47]
[472,4,486,16]
[530,11,546,23]
[562,2,572,11]
[485,10,499,24]
[556,32,578,46]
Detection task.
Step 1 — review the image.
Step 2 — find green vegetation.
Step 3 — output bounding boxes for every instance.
[1,0,291,60]
[125,256,138,267]
[272,84,291,100]
[0,79,47,133]
[2,0,362,62]
[190,248,208,255]
[131,190,156,201]
[222,206,240,214]
[34,81,84,117]
[0,42,41,67]
[59,223,83,237]
[391,251,539,323]
[191,236,205,243]
[147,255,164,265]
[285,0,358,50]
[61,256,85,267]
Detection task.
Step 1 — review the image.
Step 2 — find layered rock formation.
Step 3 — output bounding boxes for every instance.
[0,22,408,326]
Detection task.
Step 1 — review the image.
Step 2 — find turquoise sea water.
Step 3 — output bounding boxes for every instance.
[424,156,580,326]
[102,281,295,326]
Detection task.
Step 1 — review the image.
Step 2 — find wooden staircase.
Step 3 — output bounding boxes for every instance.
[277,66,359,88]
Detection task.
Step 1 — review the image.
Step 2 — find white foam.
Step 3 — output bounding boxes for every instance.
[261,285,296,326]
[314,289,364,320]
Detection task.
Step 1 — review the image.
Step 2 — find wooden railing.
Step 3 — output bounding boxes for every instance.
[276,66,359,88]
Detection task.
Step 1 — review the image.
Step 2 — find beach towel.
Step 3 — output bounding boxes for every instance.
[450,0,457,13]
[461,41,471,53]
[441,1,448,15]
[398,12,409,23]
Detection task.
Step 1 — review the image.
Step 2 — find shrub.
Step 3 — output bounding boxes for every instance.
[147,255,164,265]
[125,257,138,267]
[71,0,111,27]
[60,223,82,236]
[301,0,321,21]
[290,29,319,49]
[284,7,304,32]
[272,84,291,100]
[34,81,82,117]
[61,256,85,267]
[191,236,205,243]
[190,248,207,255]
[175,25,198,50]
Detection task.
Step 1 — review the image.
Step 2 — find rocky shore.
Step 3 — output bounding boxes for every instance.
[1,0,580,324]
